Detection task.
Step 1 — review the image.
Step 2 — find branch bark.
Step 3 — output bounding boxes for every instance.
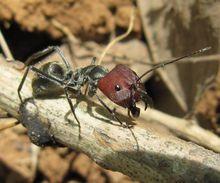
[0,57,220,182]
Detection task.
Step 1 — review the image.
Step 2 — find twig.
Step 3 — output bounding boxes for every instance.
[97,8,135,65]
[0,57,220,182]
[0,29,14,60]
[140,107,220,152]
[0,118,19,131]
[51,19,78,68]
[30,144,40,180]
[51,20,79,44]
[180,54,220,63]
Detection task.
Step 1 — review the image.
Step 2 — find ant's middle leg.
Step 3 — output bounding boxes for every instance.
[64,87,81,137]
[18,65,63,103]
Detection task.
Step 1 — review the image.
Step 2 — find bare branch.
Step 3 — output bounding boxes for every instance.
[0,57,220,182]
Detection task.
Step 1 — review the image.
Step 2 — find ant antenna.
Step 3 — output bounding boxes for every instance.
[97,8,135,65]
[138,46,212,81]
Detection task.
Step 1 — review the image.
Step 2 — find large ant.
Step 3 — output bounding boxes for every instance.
[1,9,211,137]
[17,45,211,131]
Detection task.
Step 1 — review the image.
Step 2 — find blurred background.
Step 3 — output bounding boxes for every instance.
[0,0,220,182]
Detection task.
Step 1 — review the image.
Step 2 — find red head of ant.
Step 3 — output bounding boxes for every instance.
[98,64,149,118]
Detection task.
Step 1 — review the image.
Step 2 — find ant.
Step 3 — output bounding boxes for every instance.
[17,45,211,132]
[16,9,211,136]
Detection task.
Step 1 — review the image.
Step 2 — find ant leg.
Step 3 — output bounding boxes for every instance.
[18,47,69,102]
[18,66,31,102]
[96,95,138,148]
[46,46,72,71]
[127,109,134,119]
[95,95,128,127]
[127,85,140,118]
[64,87,81,137]
[91,57,96,65]
[25,46,72,72]
[18,65,63,103]
[96,95,138,149]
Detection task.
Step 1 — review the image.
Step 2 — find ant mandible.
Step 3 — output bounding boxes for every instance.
[17,9,211,133]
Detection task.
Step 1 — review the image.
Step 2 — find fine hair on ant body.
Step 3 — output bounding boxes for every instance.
[13,9,212,139]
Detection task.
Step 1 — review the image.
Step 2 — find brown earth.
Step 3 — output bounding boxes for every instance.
[0,0,141,42]
[196,73,220,134]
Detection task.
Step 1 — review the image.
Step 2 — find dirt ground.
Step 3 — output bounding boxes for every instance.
[0,0,141,41]
[0,0,219,182]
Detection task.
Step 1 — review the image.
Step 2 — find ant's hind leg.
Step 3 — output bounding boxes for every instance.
[18,46,69,102]
[18,65,63,103]
[25,46,72,72]
[46,46,72,72]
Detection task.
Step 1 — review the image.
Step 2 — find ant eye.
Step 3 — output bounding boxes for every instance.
[115,84,121,91]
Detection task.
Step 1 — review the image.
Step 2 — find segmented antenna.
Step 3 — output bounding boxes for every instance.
[138,47,212,81]
[97,8,135,65]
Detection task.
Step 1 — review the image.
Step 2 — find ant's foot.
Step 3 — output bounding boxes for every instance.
[121,123,133,129]
[8,59,25,70]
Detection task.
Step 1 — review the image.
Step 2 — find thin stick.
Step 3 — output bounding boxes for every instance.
[0,29,14,60]
[30,144,40,180]
[97,8,135,65]
[0,118,20,131]
[51,19,78,68]
[52,19,79,44]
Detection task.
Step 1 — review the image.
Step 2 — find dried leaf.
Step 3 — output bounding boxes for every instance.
[138,0,219,114]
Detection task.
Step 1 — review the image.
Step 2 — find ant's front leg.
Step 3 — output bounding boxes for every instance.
[95,95,132,128]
